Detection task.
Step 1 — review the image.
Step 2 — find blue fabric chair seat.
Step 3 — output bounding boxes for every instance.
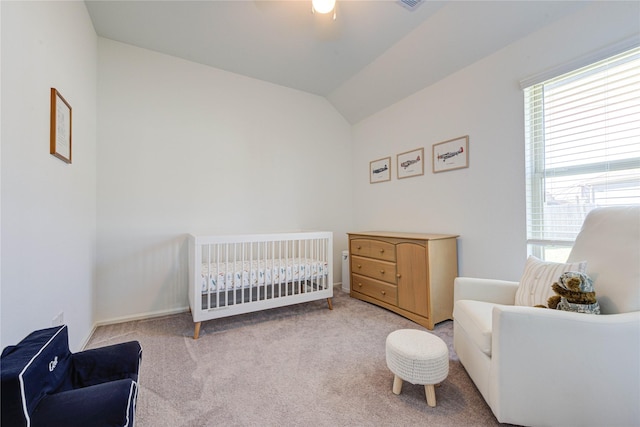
[1,325,141,427]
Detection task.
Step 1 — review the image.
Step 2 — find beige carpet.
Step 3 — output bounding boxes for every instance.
[86,289,513,427]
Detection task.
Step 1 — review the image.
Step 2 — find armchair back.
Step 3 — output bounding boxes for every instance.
[567,205,640,314]
[1,326,72,426]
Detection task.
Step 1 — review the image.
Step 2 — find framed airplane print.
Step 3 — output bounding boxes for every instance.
[370,156,391,183]
[432,135,468,173]
[397,147,424,179]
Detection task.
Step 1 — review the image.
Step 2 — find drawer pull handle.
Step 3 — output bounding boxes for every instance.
[380,270,385,274]
[358,283,362,288]
[396,273,401,278]
[357,245,361,250]
[380,249,385,253]
[381,291,386,296]
[357,264,362,269]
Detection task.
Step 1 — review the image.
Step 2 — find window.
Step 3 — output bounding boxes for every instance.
[524,47,640,262]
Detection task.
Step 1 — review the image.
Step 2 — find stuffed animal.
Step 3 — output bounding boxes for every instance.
[547,271,601,314]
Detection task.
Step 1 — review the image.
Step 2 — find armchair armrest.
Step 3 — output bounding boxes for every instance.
[454,277,518,305]
[489,306,640,426]
[71,341,142,388]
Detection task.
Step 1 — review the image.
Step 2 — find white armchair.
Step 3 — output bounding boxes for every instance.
[453,206,640,427]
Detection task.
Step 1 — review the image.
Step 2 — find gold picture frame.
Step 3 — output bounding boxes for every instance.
[432,135,468,173]
[397,147,424,179]
[50,88,72,164]
[370,156,391,183]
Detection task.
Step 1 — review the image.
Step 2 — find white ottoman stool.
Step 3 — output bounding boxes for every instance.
[385,329,449,407]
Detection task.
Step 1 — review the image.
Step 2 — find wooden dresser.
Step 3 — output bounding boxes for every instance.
[348,231,458,330]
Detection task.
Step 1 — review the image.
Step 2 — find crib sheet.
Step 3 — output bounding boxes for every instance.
[201,258,329,293]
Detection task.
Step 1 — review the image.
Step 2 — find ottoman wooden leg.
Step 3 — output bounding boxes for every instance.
[425,384,436,407]
[392,375,403,395]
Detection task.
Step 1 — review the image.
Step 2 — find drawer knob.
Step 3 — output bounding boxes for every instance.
[357,245,361,250]
[396,273,401,278]
[381,291,386,296]
[357,264,362,269]
[357,282,362,288]
[379,249,385,253]
[380,270,385,274]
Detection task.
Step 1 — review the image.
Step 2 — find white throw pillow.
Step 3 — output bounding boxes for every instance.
[514,256,587,307]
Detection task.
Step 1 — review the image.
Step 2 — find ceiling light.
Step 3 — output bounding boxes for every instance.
[312,0,336,19]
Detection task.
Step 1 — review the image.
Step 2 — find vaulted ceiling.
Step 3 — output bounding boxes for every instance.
[85,0,589,123]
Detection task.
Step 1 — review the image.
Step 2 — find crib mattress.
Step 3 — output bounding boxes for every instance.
[201,258,329,293]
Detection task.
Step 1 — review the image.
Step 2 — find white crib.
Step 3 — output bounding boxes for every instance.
[188,231,333,339]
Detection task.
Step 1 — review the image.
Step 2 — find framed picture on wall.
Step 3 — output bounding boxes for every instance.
[397,147,424,179]
[370,156,391,183]
[50,88,72,164]
[432,135,468,173]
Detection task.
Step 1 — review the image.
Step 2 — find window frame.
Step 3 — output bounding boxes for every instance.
[523,46,640,261]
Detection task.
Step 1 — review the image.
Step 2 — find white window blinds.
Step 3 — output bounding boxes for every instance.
[524,47,640,259]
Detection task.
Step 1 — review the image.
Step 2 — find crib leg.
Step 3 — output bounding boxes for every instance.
[327,298,333,310]
[194,322,201,340]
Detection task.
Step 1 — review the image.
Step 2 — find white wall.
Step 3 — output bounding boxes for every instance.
[96,39,353,323]
[1,1,636,339]
[1,1,97,351]
[352,1,639,281]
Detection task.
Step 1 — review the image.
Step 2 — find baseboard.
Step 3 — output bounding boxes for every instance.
[82,306,190,349]
[80,325,98,350]
[334,281,351,293]
[95,306,190,328]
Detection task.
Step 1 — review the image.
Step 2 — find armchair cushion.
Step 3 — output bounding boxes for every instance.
[454,277,519,305]
[31,379,137,427]
[453,300,496,357]
[513,255,586,307]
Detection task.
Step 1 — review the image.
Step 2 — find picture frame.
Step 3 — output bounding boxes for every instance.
[50,88,72,164]
[432,135,468,173]
[396,147,424,179]
[369,156,391,183]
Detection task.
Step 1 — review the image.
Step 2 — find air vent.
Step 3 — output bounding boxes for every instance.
[398,0,424,11]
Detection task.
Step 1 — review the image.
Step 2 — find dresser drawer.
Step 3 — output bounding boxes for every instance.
[351,273,397,305]
[351,255,397,284]
[350,238,396,262]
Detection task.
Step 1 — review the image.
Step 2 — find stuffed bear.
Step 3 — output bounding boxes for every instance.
[546,271,601,314]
